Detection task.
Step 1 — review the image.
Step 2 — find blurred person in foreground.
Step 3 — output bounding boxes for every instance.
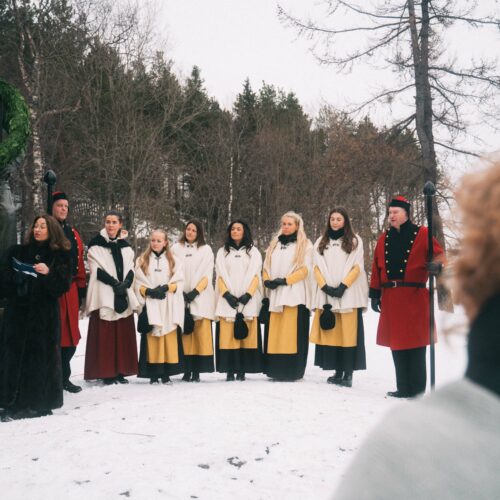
[335,162,500,499]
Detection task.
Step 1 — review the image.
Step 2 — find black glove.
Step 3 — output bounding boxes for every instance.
[238,292,252,305]
[258,297,270,324]
[426,262,443,277]
[264,280,278,290]
[371,298,381,313]
[97,268,119,287]
[331,283,347,298]
[321,284,336,297]
[146,286,166,300]
[223,291,239,309]
[184,289,199,303]
[272,278,287,287]
[157,284,169,293]
[113,281,128,296]
[78,287,87,308]
[123,269,134,288]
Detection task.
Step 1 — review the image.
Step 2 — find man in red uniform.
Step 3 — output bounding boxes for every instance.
[52,192,86,393]
[369,196,444,398]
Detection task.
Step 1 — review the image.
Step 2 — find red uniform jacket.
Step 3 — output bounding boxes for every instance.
[59,227,86,347]
[370,226,444,350]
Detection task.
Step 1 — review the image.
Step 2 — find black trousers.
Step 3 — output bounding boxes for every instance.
[61,346,77,382]
[391,347,426,396]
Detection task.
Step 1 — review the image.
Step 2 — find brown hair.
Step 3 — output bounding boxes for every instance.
[454,160,500,320]
[28,215,71,251]
[318,207,358,255]
[179,219,206,247]
[138,229,176,277]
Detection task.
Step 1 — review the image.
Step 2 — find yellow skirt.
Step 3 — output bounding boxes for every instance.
[147,329,179,364]
[218,317,259,350]
[267,306,299,355]
[310,309,358,347]
[182,318,214,356]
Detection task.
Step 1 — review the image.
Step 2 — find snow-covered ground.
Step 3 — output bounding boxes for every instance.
[0,308,468,500]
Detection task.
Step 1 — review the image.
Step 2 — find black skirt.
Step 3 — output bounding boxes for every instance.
[215,322,263,374]
[314,308,366,372]
[138,328,185,378]
[263,304,310,381]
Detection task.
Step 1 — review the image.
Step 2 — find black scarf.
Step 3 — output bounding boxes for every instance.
[278,232,298,245]
[328,228,344,240]
[229,240,245,251]
[466,293,500,397]
[88,233,130,282]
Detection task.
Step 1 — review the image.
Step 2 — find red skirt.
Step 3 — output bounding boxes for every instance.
[84,311,138,379]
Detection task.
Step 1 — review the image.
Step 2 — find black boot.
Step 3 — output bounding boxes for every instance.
[236,372,245,381]
[340,371,353,387]
[327,371,343,385]
[150,377,159,384]
[386,390,411,398]
[226,372,235,381]
[115,374,129,384]
[103,377,117,385]
[182,372,192,382]
[161,375,172,385]
[63,379,83,393]
[191,372,200,382]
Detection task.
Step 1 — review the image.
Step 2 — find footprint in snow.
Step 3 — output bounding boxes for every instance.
[227,457,246,468]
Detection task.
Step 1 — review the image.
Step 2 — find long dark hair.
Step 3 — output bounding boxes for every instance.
[224,219,253,255]
[179,219,206,247]
[28,215,71,251]
[318,207,358,255]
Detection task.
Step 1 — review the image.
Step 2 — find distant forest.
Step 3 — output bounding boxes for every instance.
[0,0,431,262]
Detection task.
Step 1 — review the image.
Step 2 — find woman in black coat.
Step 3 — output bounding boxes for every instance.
[0,215,71,421]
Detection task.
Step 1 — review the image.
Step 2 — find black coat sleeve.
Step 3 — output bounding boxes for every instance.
[36,250,72,299]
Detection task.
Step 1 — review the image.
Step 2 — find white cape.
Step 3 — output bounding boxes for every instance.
[312,235,368,313]
[134,253,184,336]
[171,242,215,321]
[264,240,314,313]
[86,229,140,320]
[215,245,263,321]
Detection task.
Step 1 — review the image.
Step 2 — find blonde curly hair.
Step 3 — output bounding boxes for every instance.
[454,159,500,320]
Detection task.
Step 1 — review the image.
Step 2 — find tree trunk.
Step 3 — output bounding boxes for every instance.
[408,0,453,311]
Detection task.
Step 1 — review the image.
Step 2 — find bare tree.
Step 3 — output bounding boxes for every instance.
[278,1,500,245]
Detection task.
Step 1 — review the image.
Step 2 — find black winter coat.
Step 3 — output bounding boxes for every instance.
[0,242,71,412]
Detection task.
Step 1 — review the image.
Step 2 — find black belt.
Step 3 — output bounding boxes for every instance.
[381,281,426,289]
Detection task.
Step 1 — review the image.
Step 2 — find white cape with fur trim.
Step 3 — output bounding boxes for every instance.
[86,229,140,321]
[264,240,314,313]
[312,235,368,313]
[134,253,184,337]
[172,242,215,321]
[215,245,263,321]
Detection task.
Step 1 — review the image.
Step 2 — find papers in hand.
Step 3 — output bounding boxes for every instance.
[12,257,37,277]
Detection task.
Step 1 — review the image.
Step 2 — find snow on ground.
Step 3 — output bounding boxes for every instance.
[0,307,468,500]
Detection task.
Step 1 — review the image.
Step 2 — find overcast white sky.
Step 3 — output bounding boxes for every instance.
[155,0,499,173]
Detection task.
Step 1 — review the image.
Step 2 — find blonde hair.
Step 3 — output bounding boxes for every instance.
[137,229,175,277]
[264,211,309,271]
[454,160,500,320]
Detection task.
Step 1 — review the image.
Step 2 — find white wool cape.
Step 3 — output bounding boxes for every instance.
[171,242,215,321]
[86,229,140,321]
[264,240,314,313]
[215,245,262,321]
[312,235,368,313]
[134,253,184,337]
